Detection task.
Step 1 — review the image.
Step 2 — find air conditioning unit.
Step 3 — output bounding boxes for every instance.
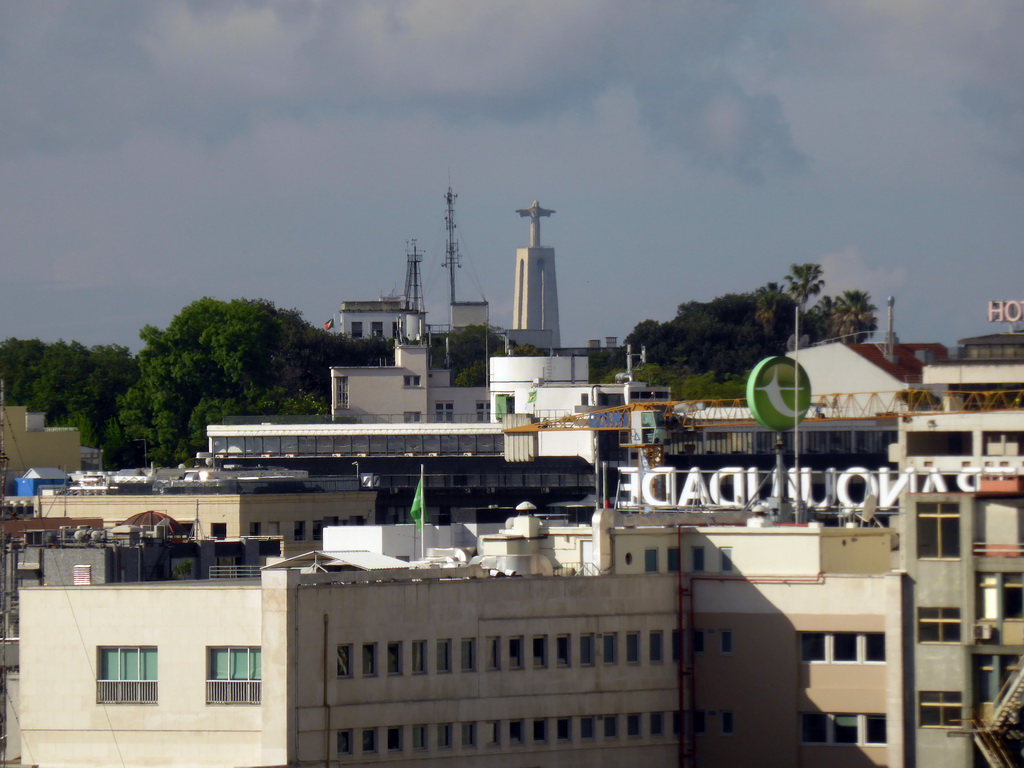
[974,622,995,641]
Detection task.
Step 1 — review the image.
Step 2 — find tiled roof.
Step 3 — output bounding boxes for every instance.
[847,343,948,384]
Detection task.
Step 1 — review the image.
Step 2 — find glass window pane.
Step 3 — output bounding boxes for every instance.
[100,648,119,680]
[122,648,139,681]
[210,648,230,680]
[250,648,261,680]
[801,714,827,743]
[800,633,826,662]
[231,648,249,680]
[833,633,858,662]
[833,715,859,743]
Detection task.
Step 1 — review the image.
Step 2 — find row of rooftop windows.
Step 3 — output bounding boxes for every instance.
[337,710,681,757]
[211,433,505,457]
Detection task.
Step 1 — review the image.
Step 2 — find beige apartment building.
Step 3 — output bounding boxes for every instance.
[36,490,375,557]
[19,510,902,768]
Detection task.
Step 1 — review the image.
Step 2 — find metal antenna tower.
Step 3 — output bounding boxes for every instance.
[442,187,461,306]
[404,239,425,313]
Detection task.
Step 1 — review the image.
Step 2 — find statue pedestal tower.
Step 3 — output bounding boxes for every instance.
[511,201,560,349]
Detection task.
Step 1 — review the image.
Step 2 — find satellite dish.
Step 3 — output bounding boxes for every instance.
[786,334,811,352]
[861,493,878,525]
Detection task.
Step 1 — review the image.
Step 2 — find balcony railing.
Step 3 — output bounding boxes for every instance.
[206,680,261,705]
[208,565,262,579]
[97,680,158,704]
[973,542,1024,557]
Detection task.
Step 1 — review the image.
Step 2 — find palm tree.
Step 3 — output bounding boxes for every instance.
[784,263,826,312]
[831,290,878,343]
[754,282,789,335]
[805,295,834,342]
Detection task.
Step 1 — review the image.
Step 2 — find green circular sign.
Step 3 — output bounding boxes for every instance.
[746,356,811,432]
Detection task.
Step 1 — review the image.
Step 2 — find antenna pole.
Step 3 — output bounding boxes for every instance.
[442,187,460,314]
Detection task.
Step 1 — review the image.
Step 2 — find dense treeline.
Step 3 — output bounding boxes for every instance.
[0,298,389,468]
[0,268,877,468]
[618,263,877,398]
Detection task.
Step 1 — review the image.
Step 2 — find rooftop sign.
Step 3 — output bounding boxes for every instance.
[746,356,811,431]
[988,301,1024,323]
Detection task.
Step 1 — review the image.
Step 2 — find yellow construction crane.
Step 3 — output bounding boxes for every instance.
[503,388,1024,467]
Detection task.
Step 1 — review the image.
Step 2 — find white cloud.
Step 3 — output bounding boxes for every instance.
[819,246,908,305]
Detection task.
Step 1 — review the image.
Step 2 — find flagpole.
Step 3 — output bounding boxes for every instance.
[420,464,425,561]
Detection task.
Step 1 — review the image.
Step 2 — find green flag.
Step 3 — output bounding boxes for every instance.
[409,476,426,530]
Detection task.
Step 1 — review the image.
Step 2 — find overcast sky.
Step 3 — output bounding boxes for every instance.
[1,0,1021,354]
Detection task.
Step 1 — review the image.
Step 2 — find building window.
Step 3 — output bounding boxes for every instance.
[476,401,490,422]
[336,644,352,678]
[486,720,501,746]
[362,728,377,754]
[509,720,523,744]
[692,546,705,572]
[437,723,452,749]
[435,401,454,423]
[249,522,261,536]
[602,633,617,664]
[721,711,734,735]
[97,647,158,704]
[412,724,427,750]
[581,716,595,739]
[556,634,571,667]
[627,713,641,737]
[668,547,680,572]
[557,717,572,741]
[387,726,402,752]
[580,633,595,666]
[626,632,641,663]
[362,644,377,676]
[403,375,421,387]
[650,712,664,736]
[644,548,658,573]
[436,639,451,673]
[337,729,353,755]
[801,713,887,745]
[350,322,363,339]
[461,722,476,747]
[509,636,524,669]
[487,636,501,671]
[800,631,884,663]
[604,715,618,738]
[411,640,426,674]
[207,647,261,705]
[335,376,349,409]
[721,547,734,572]
[533,635,548,668]
[720,630,733,654]
[672,629,680,661]
[693,629,704,654]
[650,630,664,663]
[461,638,476,672]
[371,322,384,337]
[917,502,960,559]
[693,711,705,734]
[533,718,547,742]
[920,691,962,728]
[833,632,858,662]
[211,523,227,539]
[294,520,305,541]
[387,641,403,675]
[403,411,422,423]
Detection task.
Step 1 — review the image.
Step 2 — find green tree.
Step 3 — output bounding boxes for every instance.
[754,282,795,337]
[831,290,878,343]
[785,263,826,312]
[430,325,503,385]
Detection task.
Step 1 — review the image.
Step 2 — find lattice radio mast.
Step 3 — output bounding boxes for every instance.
[442,187,461,308]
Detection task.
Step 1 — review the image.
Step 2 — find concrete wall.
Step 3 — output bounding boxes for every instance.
[20,582,263,768]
